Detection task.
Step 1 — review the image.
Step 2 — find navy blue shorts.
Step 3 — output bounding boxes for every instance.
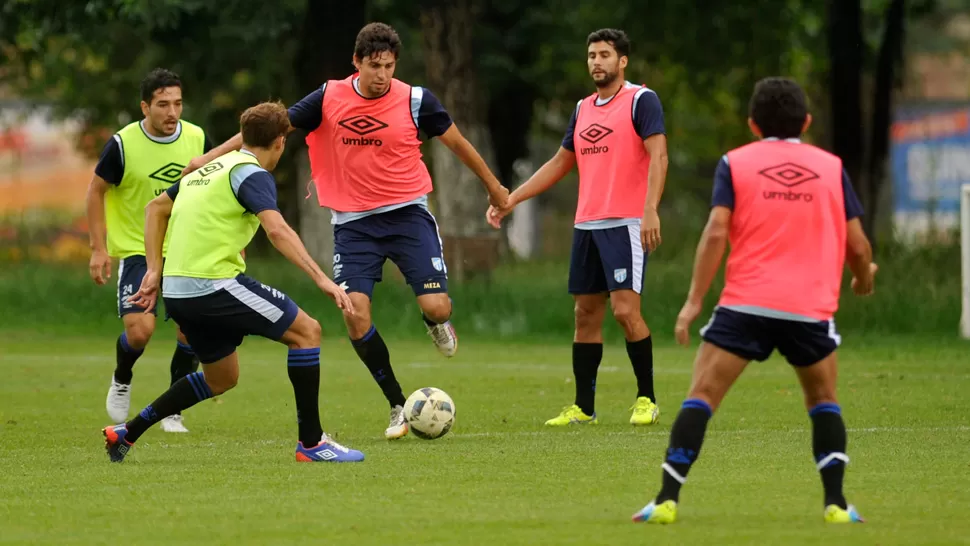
[700,307,841,367]
[163,274,299,364]
[568,225,646,295]
[332,205,448,298]
[117,255,164,318]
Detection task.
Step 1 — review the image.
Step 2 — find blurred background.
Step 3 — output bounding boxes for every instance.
[0,0,966,341]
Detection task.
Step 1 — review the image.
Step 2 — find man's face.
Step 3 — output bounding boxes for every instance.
[353,51,397,97]
[264,135,287,171]
[587,41,626,88]
[141,86,182,136]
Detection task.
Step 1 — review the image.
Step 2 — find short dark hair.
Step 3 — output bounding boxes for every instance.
[240,101,291,148]
[140,68,181,104]
[354,22,401,61]
[749,77,809,139]
[586,28,630,58]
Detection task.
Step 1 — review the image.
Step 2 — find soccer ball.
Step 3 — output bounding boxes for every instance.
[403,387,456,440]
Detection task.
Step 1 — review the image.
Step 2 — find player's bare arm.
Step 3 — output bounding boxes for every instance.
[845,218,877,296]
[674,206,732,347]
[86,175,112,285]
[642,133,669,253]
[486,147,576,229]
[436,124,509,208]
[257,209,355,315]
[128,191,174,313]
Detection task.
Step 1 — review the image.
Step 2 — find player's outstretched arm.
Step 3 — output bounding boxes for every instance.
[486,147,575,229]
[180,133,244,177]
[846,218,877,296]
[257,210,354,315]
[674,206,732,346]
[86,175,112,285]
[128,190,175,313]
[437,124,509,208]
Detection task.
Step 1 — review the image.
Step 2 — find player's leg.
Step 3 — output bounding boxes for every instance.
[159,323,199,433]
[107,256,158,423]
[634,308,772,524]
[386,206,455,357]
[595,225,658,425]
[332,220,407,439]
[546,228,607,426]
[778,320,863,523]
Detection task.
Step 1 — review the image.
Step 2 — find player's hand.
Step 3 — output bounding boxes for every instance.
[488,184,510,210]
[674,299,703,347]
[851,262,878,296]
[486,204,513,229]
[180,155,207,178]
[127,269,160,313]
[641,207,661,253]
[89,249,112,285]
[319,278,355,316]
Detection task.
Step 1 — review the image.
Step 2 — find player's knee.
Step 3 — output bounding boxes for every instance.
[610,303,643,333]
[421,298,452,324]
[304,318,322,346]
[125,322,154,350]
[204,368,238,395]
[574,302,602,328]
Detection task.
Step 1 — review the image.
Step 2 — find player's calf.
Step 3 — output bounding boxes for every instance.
[417,292,457,358]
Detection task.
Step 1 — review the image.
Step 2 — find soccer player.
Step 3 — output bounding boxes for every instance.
[184,22,509,440]
[631,77,877,524]
[103,101,364,463]
[487,29,668,426]
[87,68,213,433]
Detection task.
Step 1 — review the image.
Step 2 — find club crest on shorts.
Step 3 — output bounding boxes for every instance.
[431,257,443,272]
[614,268,628,283]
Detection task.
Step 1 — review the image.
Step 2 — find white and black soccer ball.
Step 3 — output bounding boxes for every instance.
[403,387,456,440]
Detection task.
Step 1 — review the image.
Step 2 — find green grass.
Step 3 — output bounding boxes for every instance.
[2,328,969,545]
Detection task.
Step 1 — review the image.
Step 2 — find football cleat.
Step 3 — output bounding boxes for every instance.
[103,424,133,463]
[385,405,409,440]
[160,414,189,433]
[106,378,131,424]
[824,504,865,523]
[544,404,597,426]
[630,397,660,425]
[426,321,458,358]
[295,433,364,463]
[632,500,677,524]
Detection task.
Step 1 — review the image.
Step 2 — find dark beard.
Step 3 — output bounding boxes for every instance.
[593,71,619,88]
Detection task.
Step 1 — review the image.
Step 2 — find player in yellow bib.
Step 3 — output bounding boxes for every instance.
[86,69,213,433]
[103,102,363,463]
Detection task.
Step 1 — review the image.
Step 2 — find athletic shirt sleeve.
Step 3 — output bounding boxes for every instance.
[633,89,665,140]
[413,87,453,138]
[94,136,124,186]
[165,180,180,200]
[842,168,864,220]
[561,102,580,152]
[287,84,325,132]
[711,155,735,209]
[231,164,280,214]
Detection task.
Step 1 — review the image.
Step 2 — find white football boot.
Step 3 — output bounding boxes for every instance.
[106,378,131,424]
[385,405,409,440]
[426,321,458,357]
[161,414,190,433]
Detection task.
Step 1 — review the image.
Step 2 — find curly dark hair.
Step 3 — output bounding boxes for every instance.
[748,77,809,139]
[586,28,630,58]
[240,101,291,148]
[140,68,181,104]
[354,22,402,61]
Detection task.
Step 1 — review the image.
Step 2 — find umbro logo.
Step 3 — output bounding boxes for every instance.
[315,449,338,461]
[338,115,388,136]
[758,162,819,188]
[578,123,613,144]
[148,162,186,184]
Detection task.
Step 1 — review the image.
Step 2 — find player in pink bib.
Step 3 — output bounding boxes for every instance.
[632,78,878,525]
[488,29,669,427]
[186,23,509,440]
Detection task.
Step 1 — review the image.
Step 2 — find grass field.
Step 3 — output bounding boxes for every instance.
[2,329,969,545]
